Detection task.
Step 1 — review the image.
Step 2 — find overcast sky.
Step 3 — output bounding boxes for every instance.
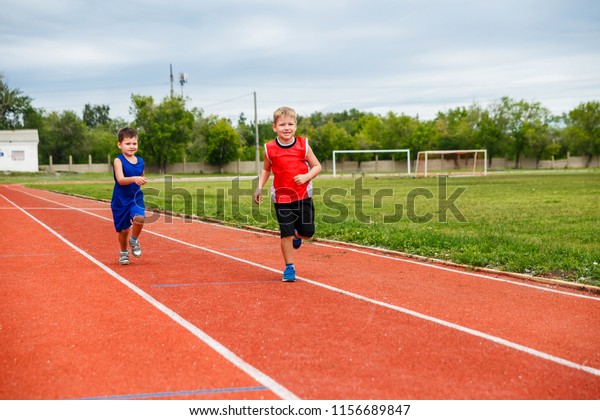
[1,0,599,123]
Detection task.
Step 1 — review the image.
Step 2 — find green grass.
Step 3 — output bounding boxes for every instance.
[6,170,599,287]
[0,170,114,184]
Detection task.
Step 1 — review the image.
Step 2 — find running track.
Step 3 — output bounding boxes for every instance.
[1,184,599,400]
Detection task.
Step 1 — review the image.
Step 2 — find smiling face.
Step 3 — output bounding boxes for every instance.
[117,135,139,158]
[272,115,297,143]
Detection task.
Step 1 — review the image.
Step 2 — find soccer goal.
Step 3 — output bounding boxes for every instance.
[332,149,411,177]
[414,150,487,177]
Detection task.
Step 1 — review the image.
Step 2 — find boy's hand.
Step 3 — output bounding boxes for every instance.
[294,174,309,185]
[135,176,148,186]
[253,189,263,204]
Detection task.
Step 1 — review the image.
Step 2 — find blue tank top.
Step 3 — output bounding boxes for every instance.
[111,154,145,208]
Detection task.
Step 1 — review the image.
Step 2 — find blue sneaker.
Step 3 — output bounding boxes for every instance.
[292,233,302,249]
[282,264,296,282]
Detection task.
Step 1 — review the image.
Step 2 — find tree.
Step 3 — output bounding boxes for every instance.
[472,106,502,164]
[201,116,242,172]
[332,108,370,136]
[0,73,35,129]
[83,103,111,128]
[88,126,118,163]
[237,112,259,161]
[311,119,352,162]
[130,94,194,173]
[380,112,417,151]
[353,114,384,164]
[38,111,89,164]
[408,119,438,157]
[186,108,207,162]
[564,101,600,166]
[435,106,479,152]
[491,97,551,168]
[524,121,547,167]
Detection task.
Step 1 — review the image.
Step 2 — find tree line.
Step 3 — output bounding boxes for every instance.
[1,73,599,170]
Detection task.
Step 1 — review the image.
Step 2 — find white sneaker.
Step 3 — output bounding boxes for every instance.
[129,238,142,258]
[119,251,130,265]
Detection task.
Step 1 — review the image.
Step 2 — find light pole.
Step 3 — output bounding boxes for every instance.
[254,91,260,175]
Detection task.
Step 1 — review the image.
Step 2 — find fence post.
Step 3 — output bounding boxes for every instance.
[49,155,53,172]
[69,155,73,171]
[88,154,92,172]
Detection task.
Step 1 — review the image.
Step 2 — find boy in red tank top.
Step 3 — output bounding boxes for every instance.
[253,107,322,282]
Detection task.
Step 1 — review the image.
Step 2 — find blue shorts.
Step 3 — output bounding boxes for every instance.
[112,203,145,232]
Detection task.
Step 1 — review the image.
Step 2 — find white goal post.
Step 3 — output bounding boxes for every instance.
[332,149,411,177]
[414,149,487,177]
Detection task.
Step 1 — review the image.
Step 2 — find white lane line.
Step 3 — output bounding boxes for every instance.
[1,193,299,400]
[311,242,600,301]
[296,275,600,377]
[10,188,600,378]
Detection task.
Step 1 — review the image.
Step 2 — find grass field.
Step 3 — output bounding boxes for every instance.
[4,170,599,287]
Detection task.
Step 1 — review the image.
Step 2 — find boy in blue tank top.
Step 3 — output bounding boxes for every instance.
[111,127,147,265]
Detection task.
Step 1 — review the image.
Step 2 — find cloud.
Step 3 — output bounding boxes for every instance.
[1,0,598,121]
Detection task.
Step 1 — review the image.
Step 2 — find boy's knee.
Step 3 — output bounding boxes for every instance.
[298,226,315,238]
[132,215,145,224]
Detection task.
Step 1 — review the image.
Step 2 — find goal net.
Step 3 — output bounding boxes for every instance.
[332,149,411,177]
[414,150,487,177]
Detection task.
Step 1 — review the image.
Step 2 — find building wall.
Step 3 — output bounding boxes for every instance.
[0,130,40,172]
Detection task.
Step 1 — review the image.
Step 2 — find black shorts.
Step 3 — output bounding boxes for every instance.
[274,198,315,238]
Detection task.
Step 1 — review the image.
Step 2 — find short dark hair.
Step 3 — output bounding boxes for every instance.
[117,127,138,143]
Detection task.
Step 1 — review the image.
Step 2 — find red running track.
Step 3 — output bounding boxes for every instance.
[1,184,599,400]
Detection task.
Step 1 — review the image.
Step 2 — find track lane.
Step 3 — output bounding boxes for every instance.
[142,212,600,370]
[2,185,599,399]
[0,186,288,400]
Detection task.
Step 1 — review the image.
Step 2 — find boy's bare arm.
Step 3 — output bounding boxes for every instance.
[294,146,322,185]
[253,156,271,203]
[114,159,148,186]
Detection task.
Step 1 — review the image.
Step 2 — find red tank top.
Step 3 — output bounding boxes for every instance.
[265,136,313,203]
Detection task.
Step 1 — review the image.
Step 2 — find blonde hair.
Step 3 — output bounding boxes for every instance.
[273,106,296,123]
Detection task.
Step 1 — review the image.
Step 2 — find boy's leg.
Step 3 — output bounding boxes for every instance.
[274,203,296,259]
[129,215,145,258]
[131,215,145,239]
[118,228,130,251]
[274,202,297,282]
[295,198,315,240]
[292,231,302,249]
[118,229,130,265]
[128,201,145,258]
[281,237,296,282]
[281,236,294,264]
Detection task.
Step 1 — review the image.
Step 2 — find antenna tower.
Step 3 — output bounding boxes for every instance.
[169,64,174,97]
[179,73,188,96]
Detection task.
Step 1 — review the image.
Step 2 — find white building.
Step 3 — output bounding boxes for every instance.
[0,129,39,172]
